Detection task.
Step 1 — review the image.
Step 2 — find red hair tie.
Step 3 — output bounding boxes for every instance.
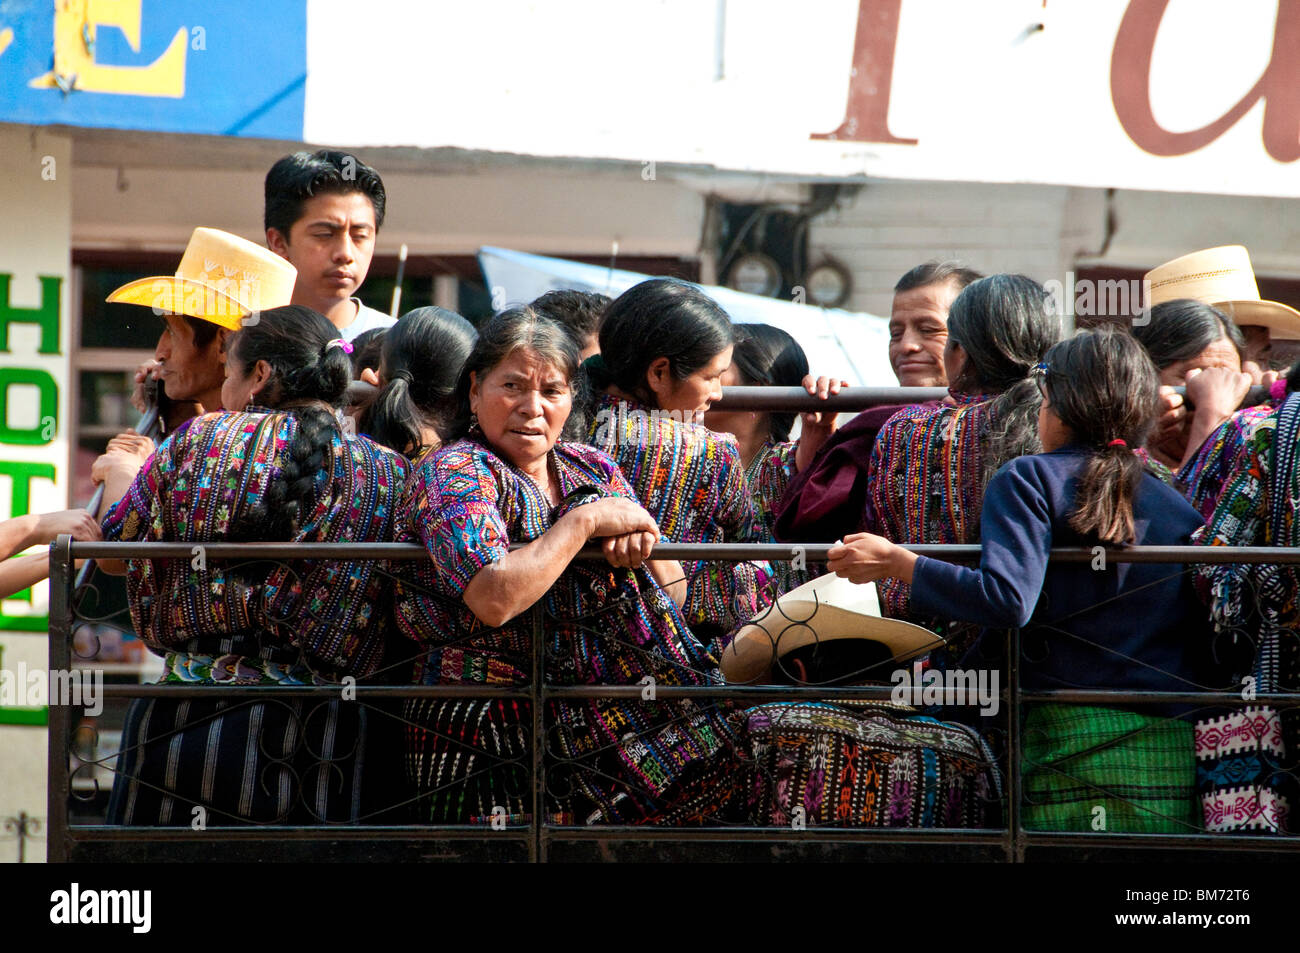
[1107,438,1127,448]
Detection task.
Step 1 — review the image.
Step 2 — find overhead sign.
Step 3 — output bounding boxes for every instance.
[3,0,1298,196]
[0,0,305,138]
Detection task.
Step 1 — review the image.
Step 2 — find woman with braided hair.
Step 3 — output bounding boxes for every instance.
[93,304,408,826]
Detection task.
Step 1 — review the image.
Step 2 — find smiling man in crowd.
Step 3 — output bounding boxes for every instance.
[773,260,982,542]
[888,261,982,387]
[264,150,394,342]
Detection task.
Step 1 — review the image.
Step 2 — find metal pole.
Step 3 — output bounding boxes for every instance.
[1008,625,1024,863]
[530,606,545,863]
[47,534,73,863]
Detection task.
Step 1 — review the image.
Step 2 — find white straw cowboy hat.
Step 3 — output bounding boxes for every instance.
[107,227,297,331]
[1144,245,1300,341]
[721,573,943,685]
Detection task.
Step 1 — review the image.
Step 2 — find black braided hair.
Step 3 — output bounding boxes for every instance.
[226,305,352,541]
[946,274,1062,486]
[361,306,477,456]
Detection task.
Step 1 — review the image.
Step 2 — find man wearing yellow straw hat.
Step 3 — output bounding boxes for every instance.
[95,227,297,501]
[115,227,298,433]
[1145,245,1300,372]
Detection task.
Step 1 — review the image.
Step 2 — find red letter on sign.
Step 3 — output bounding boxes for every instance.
[1112,0,1299,161]
[812,0,917,145]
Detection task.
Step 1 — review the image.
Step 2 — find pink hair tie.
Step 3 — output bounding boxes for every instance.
[1270,378,1287,402]
[1107,438,1128,448]
[326,338,354,354]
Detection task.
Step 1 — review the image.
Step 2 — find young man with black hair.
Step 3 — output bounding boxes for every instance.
[264,149,395,342]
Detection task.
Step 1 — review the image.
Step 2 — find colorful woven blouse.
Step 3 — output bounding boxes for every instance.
[746,438,812,594]
[863,393,992,647]
[1192,397,1300,832]
[1194,401,1300,686]
[392,437,740,821]
[101,408,408,682]
[585,392,772,641]
[1178,403,1277,521]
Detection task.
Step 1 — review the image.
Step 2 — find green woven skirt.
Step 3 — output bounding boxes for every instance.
[1022,704,1197,833]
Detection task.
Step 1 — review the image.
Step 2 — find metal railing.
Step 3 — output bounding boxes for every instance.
[43,383,1297,861]
[44,538,1300,862]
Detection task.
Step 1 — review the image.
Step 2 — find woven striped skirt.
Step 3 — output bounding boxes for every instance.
[403,697,743,825]
[1022,704,1196,833]
[107,695,366,826]
[742,701,999,827]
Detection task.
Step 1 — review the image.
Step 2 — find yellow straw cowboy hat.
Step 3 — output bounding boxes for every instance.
[1144,245,1300,341]
[721,573,943,685]
[107,227,297,331]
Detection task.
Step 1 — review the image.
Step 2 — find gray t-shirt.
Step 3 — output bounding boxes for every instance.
[339,298,396,342]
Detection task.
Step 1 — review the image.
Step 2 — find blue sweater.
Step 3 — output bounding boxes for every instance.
[909,446,1219,708]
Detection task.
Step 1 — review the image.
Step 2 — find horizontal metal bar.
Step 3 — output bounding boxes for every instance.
[66,825,531,842]
[1016,830,1300,850]
[62,824,1300,849]
[710,386,950,411]
[70,682,1294,708]
[63,540,1300,564]
[1020,690,1300,707]
[93,684,531,700]
[343,382,1270,413]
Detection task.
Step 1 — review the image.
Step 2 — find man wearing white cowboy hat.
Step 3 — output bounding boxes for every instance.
[117,227,298,433]
[1145,245,1300,371]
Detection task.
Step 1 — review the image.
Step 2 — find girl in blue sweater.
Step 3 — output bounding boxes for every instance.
[826,326,1221,833]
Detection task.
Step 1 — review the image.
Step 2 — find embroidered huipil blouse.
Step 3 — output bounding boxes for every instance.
[585,393,772,641]
[101,409,408,683]
[745,438,811,594]
[864,394,992,646]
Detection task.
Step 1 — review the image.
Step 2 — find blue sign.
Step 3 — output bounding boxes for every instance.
[0,0,306,138]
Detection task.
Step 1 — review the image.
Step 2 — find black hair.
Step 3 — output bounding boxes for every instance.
[769,639,896,687]
[531,289,611,353]
[1288,360,1300,394]
[264,149,387,237]
[894,260,984,295]
[1132,299,1245,370]
[349,327,388,378]
[730,324,809,442]
[1041,326,1159,544]
[589,278,735,407]
[181,315,222,351]
[447,306,588,442]
[362,306,478,456]
[946,274,1062,484]
[225,304,352,541]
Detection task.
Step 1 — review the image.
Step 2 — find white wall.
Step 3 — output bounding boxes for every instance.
[0,125,74,863]
[73,154,704,258]
[809,179,1300,319]
[808,179,1076,318]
